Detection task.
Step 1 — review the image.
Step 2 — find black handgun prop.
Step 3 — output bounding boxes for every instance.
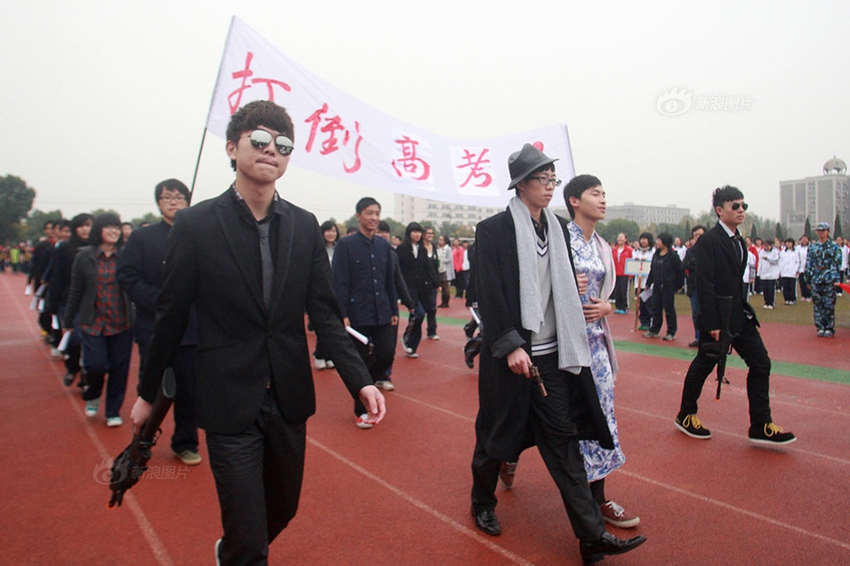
[107,368,176,508]
[707,295,734,401]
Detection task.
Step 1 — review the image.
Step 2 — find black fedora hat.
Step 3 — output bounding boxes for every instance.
[507,143,558,190]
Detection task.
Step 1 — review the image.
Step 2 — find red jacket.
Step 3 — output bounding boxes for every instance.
[612,245,633,276]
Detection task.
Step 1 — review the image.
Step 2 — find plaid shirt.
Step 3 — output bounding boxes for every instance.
[79,250,130,336]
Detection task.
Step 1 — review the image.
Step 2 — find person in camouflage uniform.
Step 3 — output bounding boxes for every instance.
[805,222,843,337]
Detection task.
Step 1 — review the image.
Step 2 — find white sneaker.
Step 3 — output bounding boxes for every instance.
[375,380,395,391]
[428,334,440,340]
[405,351,419,358]
[84,399,100,417]
[355,414,373,429]
[313,357,327,370]
[106,416,123,427]
[215,539,222,566]
[325,360,334,369]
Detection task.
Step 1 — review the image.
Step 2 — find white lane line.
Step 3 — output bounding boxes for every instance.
[618,406,850,466]
[307,436,536,566]
[3,277,174,566]
[617,469,850,552]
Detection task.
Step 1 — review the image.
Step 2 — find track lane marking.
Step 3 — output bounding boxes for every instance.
[4,276,175,566]
[307,436,536,566]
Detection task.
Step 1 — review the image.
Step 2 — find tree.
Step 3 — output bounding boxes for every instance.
[750,222,758,241]
[804,217,812,239]
[20,208,65,243]
[0,175,36,244]
[596,218,640,243]
[775,222,783,240]
[130,212,161,227]
[834,214,843,238]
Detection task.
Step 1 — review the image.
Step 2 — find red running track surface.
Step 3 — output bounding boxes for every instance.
[2,273,849,565]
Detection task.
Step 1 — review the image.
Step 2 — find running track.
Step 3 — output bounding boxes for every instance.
[2,272,848,565]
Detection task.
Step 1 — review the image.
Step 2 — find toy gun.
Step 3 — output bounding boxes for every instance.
[713,296,733,401]
[107,368,176,508]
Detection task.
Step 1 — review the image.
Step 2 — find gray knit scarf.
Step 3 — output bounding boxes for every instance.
[508,196,590,373]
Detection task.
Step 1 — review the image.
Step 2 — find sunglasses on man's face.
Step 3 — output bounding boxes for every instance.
[730,202,748,211]
[244,129,294,156]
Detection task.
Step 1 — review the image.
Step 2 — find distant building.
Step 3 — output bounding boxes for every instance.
[605,203,690,228]
[780,157,849,238]
[394,195,504,227]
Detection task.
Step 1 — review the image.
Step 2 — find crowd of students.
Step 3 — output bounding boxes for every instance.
[604,226,849,342]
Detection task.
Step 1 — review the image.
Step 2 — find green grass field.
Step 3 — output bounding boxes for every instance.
[673,290,850,328]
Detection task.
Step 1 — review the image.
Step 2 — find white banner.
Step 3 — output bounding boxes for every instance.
[206,17,575,208]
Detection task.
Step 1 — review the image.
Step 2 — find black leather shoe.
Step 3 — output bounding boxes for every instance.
[471,506,501,536]
[579,532,646,564]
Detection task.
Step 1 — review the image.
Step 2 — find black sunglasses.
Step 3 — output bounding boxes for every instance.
[244,129,294,156]
[731,202,748,211]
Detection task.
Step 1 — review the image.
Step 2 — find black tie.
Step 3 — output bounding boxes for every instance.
[731,235,743,262]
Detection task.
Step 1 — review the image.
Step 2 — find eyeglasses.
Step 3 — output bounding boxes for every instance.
[731,202,748,211]
[158,195,187,203]
[242,129,294,156]
[528,176,561,187]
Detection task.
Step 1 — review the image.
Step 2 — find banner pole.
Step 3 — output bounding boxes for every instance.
[188,128,207,205]
[190,15,238,204]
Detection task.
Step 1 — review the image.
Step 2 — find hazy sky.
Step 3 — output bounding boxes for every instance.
[2,0,848,226]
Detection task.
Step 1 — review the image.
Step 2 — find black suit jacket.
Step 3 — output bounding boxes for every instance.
[473,210,612,461]
[117,221,198,347]
[139,188,372,435]
[693,222,758,335]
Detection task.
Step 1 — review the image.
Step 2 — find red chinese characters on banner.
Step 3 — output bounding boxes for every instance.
[228,52,292,115]
[391,136,431,181]
[456,148,492,188]
[304,103,362,174]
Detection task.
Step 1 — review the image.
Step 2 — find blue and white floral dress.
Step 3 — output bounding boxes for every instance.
[568,222,626,481]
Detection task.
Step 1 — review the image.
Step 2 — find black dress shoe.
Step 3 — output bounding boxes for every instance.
[579,532,646,564]
[471,506,501,536]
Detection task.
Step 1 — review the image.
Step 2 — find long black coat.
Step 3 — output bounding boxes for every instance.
[473,210,612,462]
[139,188,372,435]
[692,222,758,335]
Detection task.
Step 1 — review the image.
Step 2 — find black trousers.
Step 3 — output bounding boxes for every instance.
[636,287,652,327]
[680,319,772,424]
[649,286,677,336]
[138,341,199,453]
[612,275,630,311]
[799,274,811,299]
[350,323,395,416]
[762,278,777,306]
[207,389,306,566]
[470,354,605,542]
[780,277,797,303]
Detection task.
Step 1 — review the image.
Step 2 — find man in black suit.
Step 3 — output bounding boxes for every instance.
[117,179,201,466]
[130,100,385,565]
[675,185,795,446]
[469,143,645,564]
